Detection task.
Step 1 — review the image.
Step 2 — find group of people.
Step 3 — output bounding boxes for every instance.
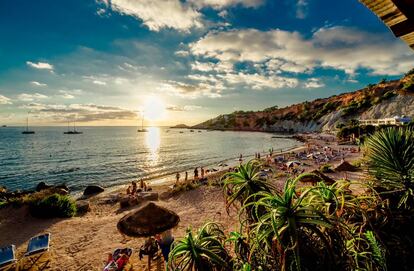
[175,167,206,186]
[126,179,150,196]
[103,230,175,270]
[139,230,175,266]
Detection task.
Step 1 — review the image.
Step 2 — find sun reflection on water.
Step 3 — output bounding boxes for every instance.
[145,127,160,165]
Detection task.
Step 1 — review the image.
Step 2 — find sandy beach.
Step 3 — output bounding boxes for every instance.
[0,133,366,270]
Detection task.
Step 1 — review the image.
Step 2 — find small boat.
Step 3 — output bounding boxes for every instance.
[198,130,202,133]
[179,131,184,134]
[190,130,194,132]
[22,114,35,134]
[1,125,6,127]
[64,120,82,134]
[137,114,148,132]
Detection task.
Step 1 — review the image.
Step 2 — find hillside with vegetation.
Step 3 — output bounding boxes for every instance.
[193,70,414,133]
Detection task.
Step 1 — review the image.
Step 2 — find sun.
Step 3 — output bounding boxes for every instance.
[142,96,166,121]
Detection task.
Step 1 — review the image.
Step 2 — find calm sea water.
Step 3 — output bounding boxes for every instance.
[0,126,299,192]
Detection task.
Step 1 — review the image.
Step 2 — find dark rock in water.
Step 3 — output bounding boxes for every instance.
[76,200,91,215]
[83,185,105,196]
[36,182,52,192]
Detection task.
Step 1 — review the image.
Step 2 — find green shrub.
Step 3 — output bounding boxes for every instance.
[403,80,414,92]
[29,193,77,218]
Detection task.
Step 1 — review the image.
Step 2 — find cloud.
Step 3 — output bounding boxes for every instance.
[189,0,264,9]
[98,0,202,32]
[218,72,298,90]
[175,50,190,57]
[58,90,82,99]
[166,105,202,111]
[304,78,325,88]
[296,0,308,19]
[26,61,54,70]
[23,103,137,122]
[0,95,12,105]
[93,80,107,85]
[17,93,48,102]
[189,26,414,76]
[30,81,48,87]
[159,80,223,99]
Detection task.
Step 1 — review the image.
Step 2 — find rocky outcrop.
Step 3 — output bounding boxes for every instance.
[76,200,91,215]
[194,74,414,133]
[83,185,105,196]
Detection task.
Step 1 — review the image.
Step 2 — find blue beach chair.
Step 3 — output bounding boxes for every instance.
[22,233,51,270]
[0,245,16,270]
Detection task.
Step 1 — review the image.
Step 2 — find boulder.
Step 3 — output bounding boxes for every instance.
[36,182,52,192]
[83,185,105,196]
[76,200,91,215]
[137,192,159,201]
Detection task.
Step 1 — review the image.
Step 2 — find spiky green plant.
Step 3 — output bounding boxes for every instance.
[168,222,231,271]
[364,127,414,209]
[246,179,333,271]
[223,160,272,221]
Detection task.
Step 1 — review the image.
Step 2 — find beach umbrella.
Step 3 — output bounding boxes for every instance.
[118,202,180,237]
[117,202,180,270]
[286,161,301,168]
[307,154,316,159]
[334,161,358,172]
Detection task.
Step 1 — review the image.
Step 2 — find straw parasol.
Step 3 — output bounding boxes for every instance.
[334,161,358,172]
[117,202,180,270]
[117,202,180,237]
[310,170,335,185]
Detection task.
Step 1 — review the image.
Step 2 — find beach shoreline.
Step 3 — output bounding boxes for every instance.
[0,132,365,270]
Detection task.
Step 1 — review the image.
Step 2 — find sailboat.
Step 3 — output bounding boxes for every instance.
[22,113,35,134]
[137,114,148,132]
[64,120,82,134]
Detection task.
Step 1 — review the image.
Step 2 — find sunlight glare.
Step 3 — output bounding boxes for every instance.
[143,96,166,121]
[145,126,161,165]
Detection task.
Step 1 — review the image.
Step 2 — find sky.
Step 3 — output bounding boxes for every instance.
[0,0,414,126]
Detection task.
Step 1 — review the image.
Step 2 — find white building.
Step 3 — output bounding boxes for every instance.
[359,116,412,126]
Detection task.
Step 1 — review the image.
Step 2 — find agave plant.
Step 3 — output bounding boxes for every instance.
[226,231,251,270]
[345,228,387,271]
[168,222,231,271]
[223,160,272,221]
[364,127,414,209]
[245,179,334,271]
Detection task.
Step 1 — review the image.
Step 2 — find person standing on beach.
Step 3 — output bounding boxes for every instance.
[194,167,198,181]
[185,171,188,183]
[175,172,180,185]
[201,167,205,179]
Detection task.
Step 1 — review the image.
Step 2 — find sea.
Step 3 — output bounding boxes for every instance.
[0,126,299,193]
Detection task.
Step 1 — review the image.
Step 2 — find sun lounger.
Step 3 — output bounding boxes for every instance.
[25,233,50,257]
[22,233,51,270]
[113,248,133,259]
[0,245,16,269]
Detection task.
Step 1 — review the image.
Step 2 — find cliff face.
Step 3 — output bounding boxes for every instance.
[193,74,414,132]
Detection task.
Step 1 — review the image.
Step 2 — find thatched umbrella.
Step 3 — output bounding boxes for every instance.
[310,170,335,185]
[335,161,358,172]
[117,202,180,269]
